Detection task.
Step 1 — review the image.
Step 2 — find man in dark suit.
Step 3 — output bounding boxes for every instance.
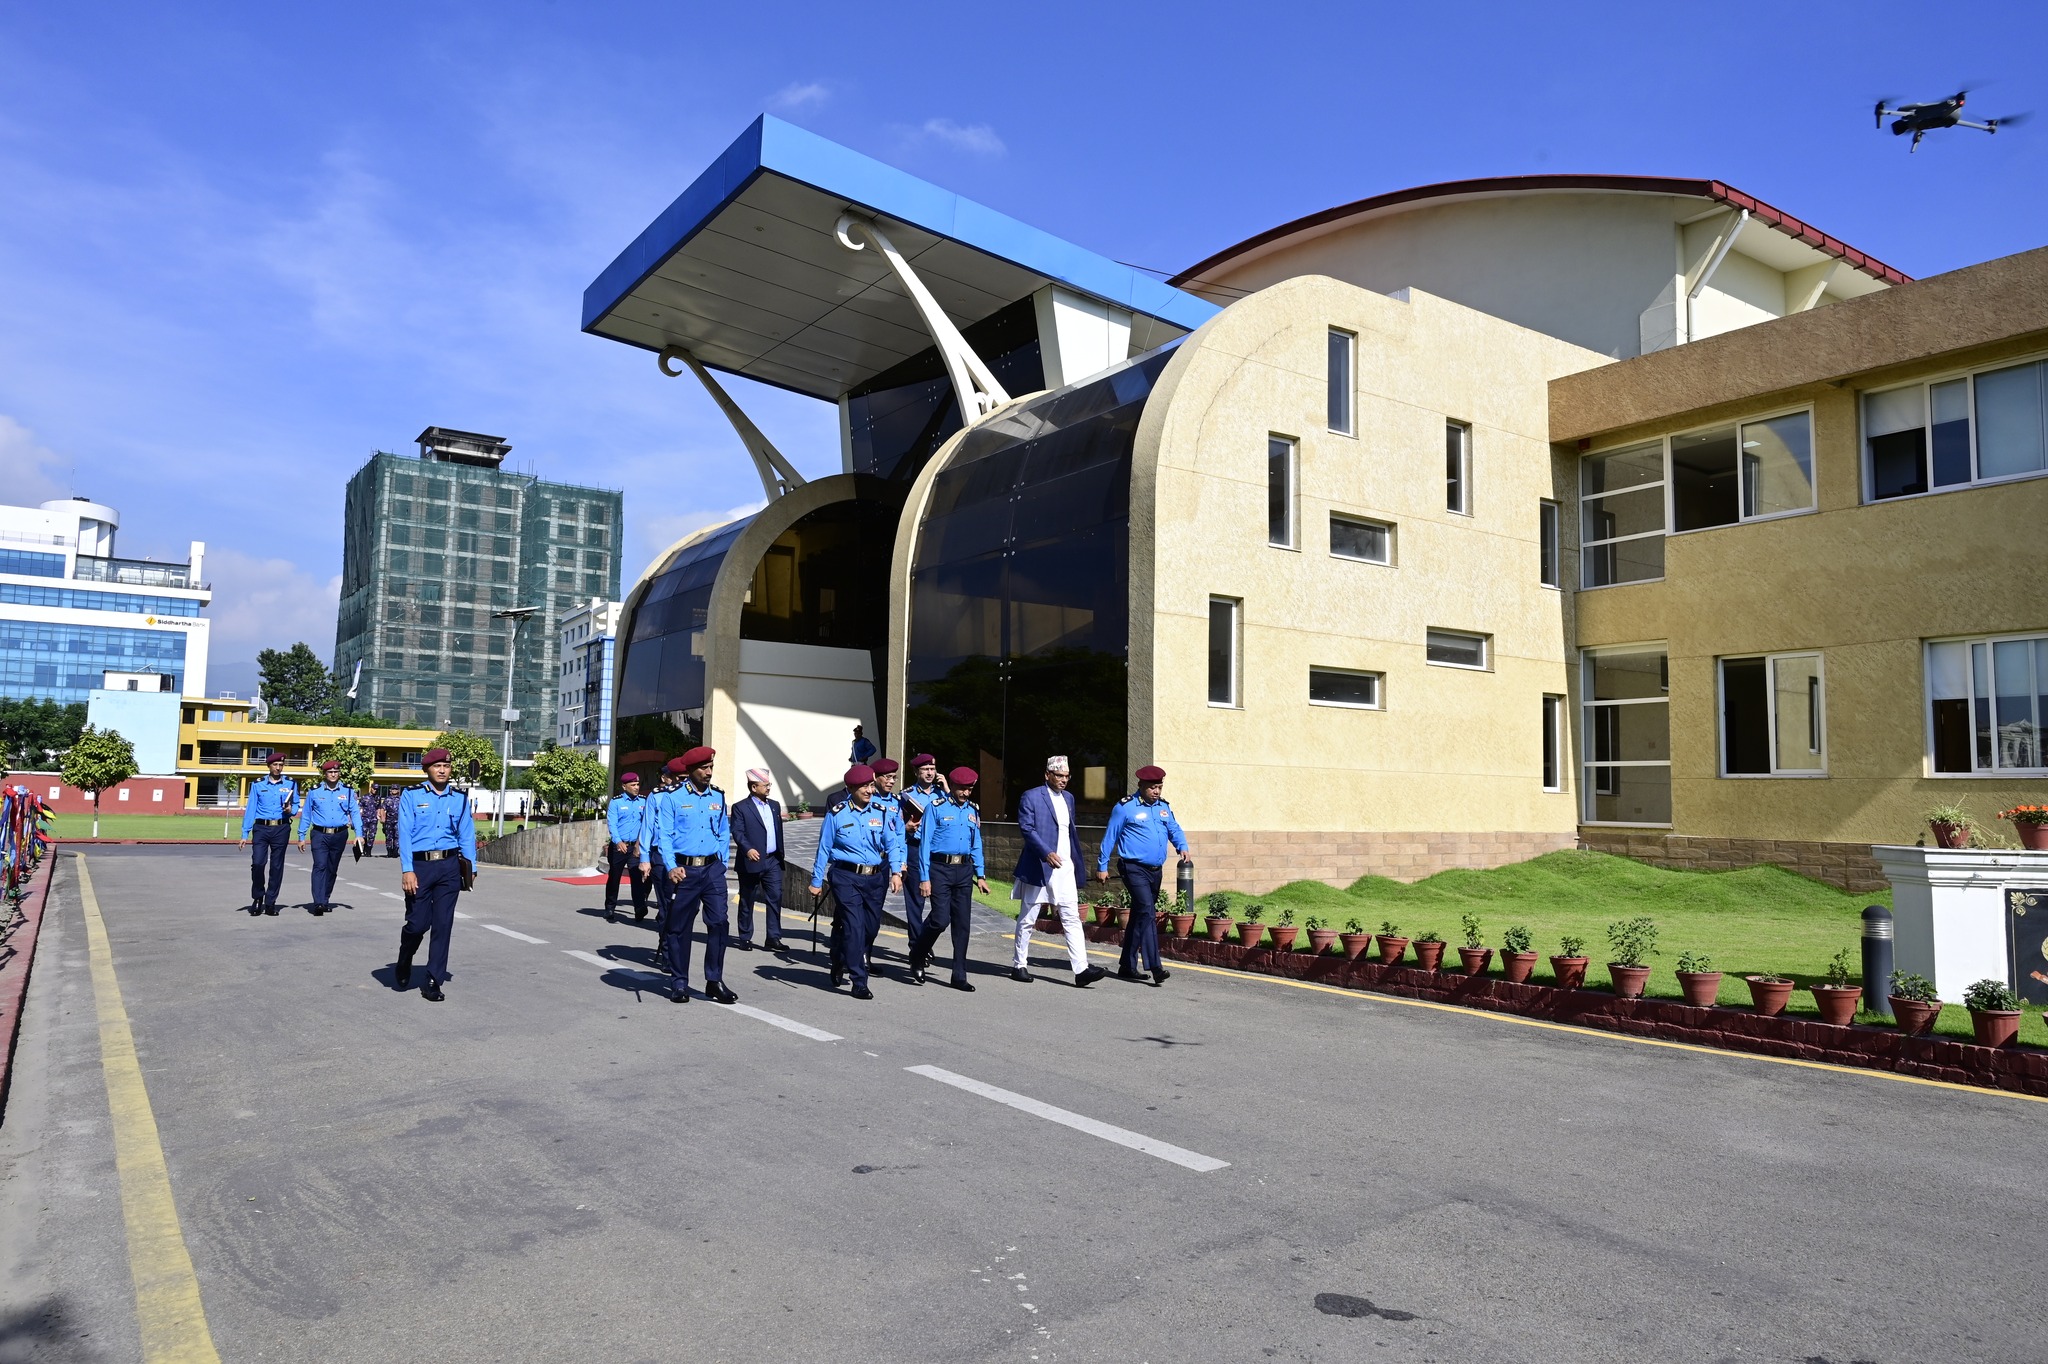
[731,767,788,952]
[1009,756,1105,987]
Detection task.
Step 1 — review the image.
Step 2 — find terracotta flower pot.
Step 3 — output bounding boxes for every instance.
[1268,924,1299,951]
[1375,935,1409,965]
[1890,995,1942,1036]
[1458,946,1493,975]
[1811,983,1863,1026]
[1970,1008,2021,1048]
[1499,950,1538,983]
[1928,820,1971,850]
[1204,916,1234,942]
[1170,912,1196,939]
[2017,821,2048,852]
[1339,932,1373,961]
[1675,970,1723,1006]
[1091,903,1113,925]
[1549,955,1588,989]
[1608,963,1651,999]
[1237,921,1268,949]
[1113,907,1130,929]
[1307,928,1340,955]
[1411,940,1446,971]
[1746,976,1795,1017]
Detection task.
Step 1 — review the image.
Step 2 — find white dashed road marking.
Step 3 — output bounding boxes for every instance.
[720,1003,843,1043]
[564,950,611,968]
[379,892,401,899]
[482,924,546,943]
[905,1065,1230,1173]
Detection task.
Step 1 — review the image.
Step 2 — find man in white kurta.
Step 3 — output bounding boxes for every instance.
[1009,756,1104,985]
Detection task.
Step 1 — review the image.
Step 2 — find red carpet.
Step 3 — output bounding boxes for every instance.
[544,875,608,885]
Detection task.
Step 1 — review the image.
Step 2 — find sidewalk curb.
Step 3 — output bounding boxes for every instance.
[0,852,60,1127]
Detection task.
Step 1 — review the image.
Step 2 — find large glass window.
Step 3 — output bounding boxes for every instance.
[1927,633,2048,774]
[1671,413,1814,530]
[843,298,1046,485]
[0,549,66,578]
[0,620,187,704]
[1582,647,1670,824]
[1209,597,1239,706]
[1446,420,1472,515]
[1719,652,1825,775]
[1268,436,1296,548]
[1581,441,1665,588]
[0,584,202,616]
[1330,514,1392,565]
[1868,359,2048,500]
[1328,330,1354,435]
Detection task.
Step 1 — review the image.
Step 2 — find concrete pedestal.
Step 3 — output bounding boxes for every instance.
[1871,845,2048,1001]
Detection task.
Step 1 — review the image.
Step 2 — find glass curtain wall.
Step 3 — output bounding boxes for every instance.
[843,299,1046,485]
[739,499,899,726]
[905,347,1172,820]
[614,518,755,760]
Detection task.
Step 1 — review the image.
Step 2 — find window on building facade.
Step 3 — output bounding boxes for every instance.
[1539,500,1560,587]
[1208,597,1239,707]
[1329,514,1392,565]
[1542,694,1566,791]
[1309,667,1380,709]
[1267,436,1296,548]
[1328,329,1354,435]
[1583,647,1670,824]
[1446,420,1472,514]
[1720,652,1825,775]
[1581,441,1665,587]
[1927,633,2048,774]
[1425,628,1488,670]
[1671,412,1814,530]
[1867,357,2048,501]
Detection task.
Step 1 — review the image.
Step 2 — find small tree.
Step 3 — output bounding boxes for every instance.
[257,642,335,714]
[318,735,377,795]
[61,726,139,838]
[430,730,503,790]
[529,745,608,820]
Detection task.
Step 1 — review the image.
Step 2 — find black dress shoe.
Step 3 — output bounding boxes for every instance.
[634,906,648,920]
[733,939,754,952]
[670,983,690,1002]
[948,979,976,992]
[1152,967,1171,985]
[421,980,445,1002]
[1075,965,1106,987]
[764,938,788,952]
[910,953,928,985]
[706,981,738,1004]
[1009,968,1033,984]
[1116,968,1143,981]
[264,904,280,916]
[851,984,874,1000]
[830,966,846,989]
[394,964,412,990]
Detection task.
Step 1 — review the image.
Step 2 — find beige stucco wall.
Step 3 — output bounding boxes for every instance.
[1131,275,1610,840]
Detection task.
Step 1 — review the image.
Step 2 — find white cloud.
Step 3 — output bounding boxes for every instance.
[917,118,1006,157]
[0,415,71,506]
[770,81,830,111]
[203,546,343,670]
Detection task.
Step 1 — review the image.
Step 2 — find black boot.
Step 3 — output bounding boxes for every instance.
[395,931,423,990]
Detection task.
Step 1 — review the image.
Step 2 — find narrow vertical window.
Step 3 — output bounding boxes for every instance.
[1208,597,1239,706]
[1538,500,1560,587]
[1267,436,1296,548]
[1542,694,1565,791]
[1327,330,1354,435]
[1446,420,1471,514]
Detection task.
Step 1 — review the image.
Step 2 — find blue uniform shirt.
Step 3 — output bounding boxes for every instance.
[901,783,942,841]
[648,782,729,862]
[872,792,909,872]
[397,782,478,870]
[914,795,984,881]
[606,791,648,844]
[1097,794,1188,873]
[810,797,906,886]
[242,776,299,835]
[297,782,362,838]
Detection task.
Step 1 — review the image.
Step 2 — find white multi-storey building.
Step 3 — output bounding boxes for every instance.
[556,597,620,766]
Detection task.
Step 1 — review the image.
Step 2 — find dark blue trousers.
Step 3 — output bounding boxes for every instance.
[901,845,926,942]
[605,843,648,914]
[248,824,288,905]
[662,861,729,986]
[1118,859,1164,975]
[646,851,673,933]
[827,864,886,989]
[404,857,461,983]
[736,857,783,942]
[912,861,975,984]
[308,829,349,906]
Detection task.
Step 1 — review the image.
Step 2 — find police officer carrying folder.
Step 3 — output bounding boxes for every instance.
[899,754,944,946]
[1095,764,1189,986]
[296,759,363,915]
[239,753,298,915]
[394,748,477,1002]
[810,763,902,1000]
[603,772,649,922]
[645,746,737,1005]
[909,766,987,991]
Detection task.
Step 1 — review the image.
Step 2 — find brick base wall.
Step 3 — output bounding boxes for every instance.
[1576,828,1888,894]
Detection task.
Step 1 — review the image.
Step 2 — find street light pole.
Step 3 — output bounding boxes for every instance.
[491,606,538,838]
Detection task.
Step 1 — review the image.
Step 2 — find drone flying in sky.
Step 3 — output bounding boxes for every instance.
[1875,91,2027,151]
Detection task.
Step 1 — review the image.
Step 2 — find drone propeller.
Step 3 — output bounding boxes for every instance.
[1987,111,2032,130]
[1873,97,1894,128]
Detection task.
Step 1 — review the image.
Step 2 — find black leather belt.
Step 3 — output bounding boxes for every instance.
[676,855,717,868]
[313,825,350,835]
[1119,858,1164,871]
[417,848,459,861]
[935,853,973,865]
[253,818,285,826]
[837,862,883,875]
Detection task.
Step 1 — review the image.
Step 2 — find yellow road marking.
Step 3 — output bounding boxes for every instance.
[75,855,223,1363]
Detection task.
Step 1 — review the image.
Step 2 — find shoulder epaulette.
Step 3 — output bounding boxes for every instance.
[1118,793,1136,805]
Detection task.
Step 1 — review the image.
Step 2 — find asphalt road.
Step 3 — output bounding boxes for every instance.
[1,846,2041,1364]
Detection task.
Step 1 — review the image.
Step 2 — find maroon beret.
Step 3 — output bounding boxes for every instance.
[679,746,716,769]
[910,753,935,767]
[620,772,641,785]
[871,757,900,775]
[663,756,690,775]
[266,752,287,764]
[320,760,340,772]
[1135,765,1166,782]
[948,766,978,787]
[420,748,451,767]
[844,764,876,787]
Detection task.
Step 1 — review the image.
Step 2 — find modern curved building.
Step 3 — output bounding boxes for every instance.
[590,116,2047,894]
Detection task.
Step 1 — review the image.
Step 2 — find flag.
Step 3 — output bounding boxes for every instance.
[347,658,362,700]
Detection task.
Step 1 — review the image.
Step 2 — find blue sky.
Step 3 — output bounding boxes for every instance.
[3,1,2043,687]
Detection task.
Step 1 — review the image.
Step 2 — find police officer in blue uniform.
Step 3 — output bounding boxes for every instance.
[1095,764,1190,986]
[639,760,685,937]
[394,747,477,1002]
[296,759,363,915]
[910,766,988,991]
[239,753,299,915]
[646,746,737,1005]
[899,753,944,947]
[810,764,903,1000]
[603,772,650,922]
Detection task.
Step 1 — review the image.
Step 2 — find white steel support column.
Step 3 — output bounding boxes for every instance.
[658,346,808,500]
[833,212,1010,424]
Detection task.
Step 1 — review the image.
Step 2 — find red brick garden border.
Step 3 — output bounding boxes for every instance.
[0,852,60,1125]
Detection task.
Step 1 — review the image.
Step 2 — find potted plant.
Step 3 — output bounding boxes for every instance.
[1238,902,1268,949]
[1810,947,1863,1026]
[1204,891,1234,942]
[1888,970,1943,1037]
[1551,935,1589,989]
[1269,907,1300,952]
[1674,951,1721,1006]
[1090,893,1115,926]
[1963,978,2023,1047]
[791,797,813,820]
[1457,913,1493,975]
[1606,916,1657,999]
[1375,919,1409,966]
[1305,915,1339,956]
[1998,803,2048,852]
[1745,972,1795,1017]
[1411,929,1446,971]
[1112,886,1132,929]
[1499,924,1538,983]
[1925,799,1974,850]
[1339,916,1373,961]
[1169,894,1196,940]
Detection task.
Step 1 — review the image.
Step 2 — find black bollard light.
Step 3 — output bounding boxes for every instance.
[1177,859,1197,918]
[1862,905,1894,1020]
